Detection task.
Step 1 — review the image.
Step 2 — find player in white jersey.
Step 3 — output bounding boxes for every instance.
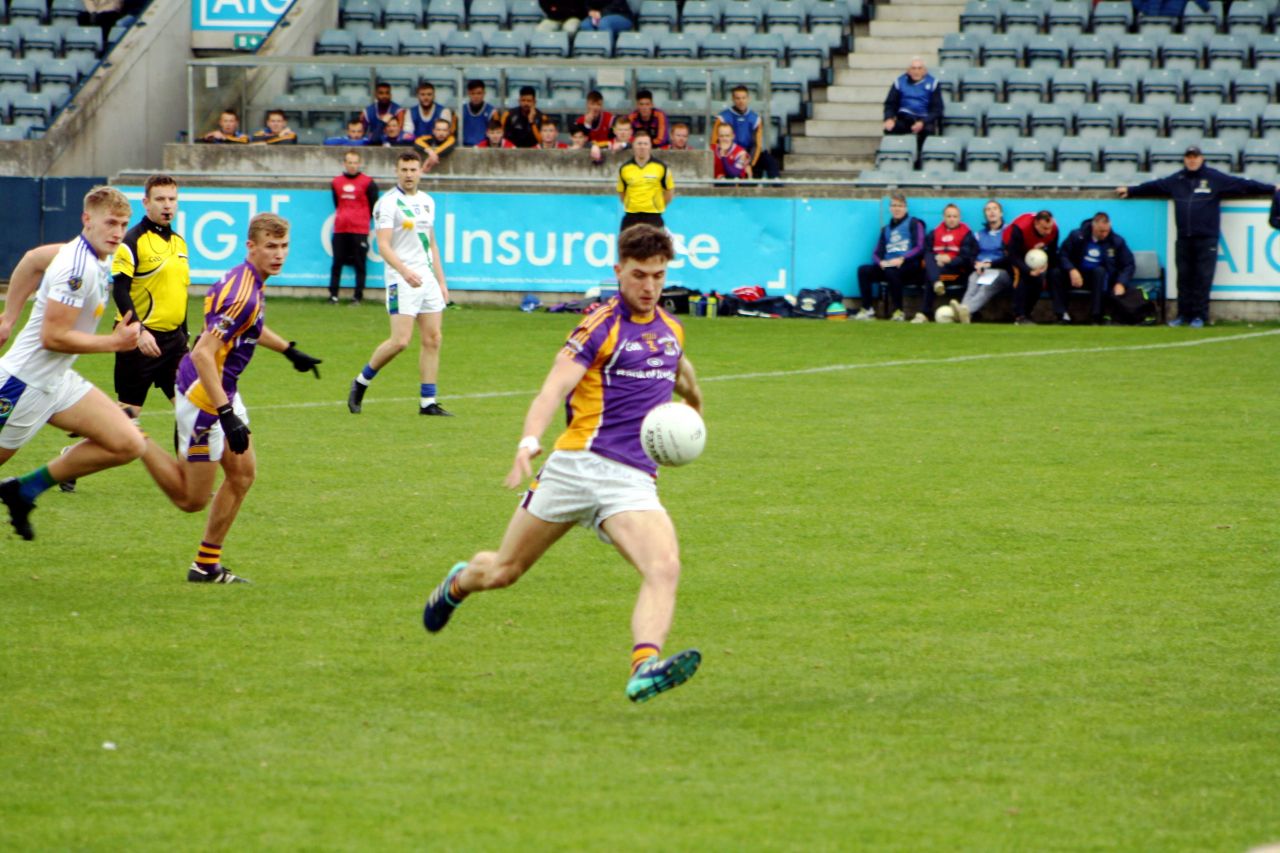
[0,186,145,541]
[347,150,454,417]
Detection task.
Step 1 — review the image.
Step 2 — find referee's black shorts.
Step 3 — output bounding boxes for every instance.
[114,326,189,407]
[620,212,665,234]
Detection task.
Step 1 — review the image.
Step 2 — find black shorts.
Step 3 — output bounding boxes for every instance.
[114,326,189,406]
[620,212,665,233]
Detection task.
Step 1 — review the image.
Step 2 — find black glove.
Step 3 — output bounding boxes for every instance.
[283,342,322,378]
[217,403,251,454]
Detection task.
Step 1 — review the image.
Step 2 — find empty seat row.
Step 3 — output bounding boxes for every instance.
[0,88,57,126]
[941,101,1273,144]
[958,0,1275,37]
[940,31,1280,71]
[934,66,1280,108]
[0,21,104,58]
[0,0,86,25]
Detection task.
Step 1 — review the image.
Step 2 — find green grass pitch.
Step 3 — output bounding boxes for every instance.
[2,300,1278,850]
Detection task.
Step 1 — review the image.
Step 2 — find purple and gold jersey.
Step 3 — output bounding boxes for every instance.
[553,297,684,477]
[176,261,265,414]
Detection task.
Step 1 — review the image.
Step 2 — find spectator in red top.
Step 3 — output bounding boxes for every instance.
[200,109,249,144]
[914,203,977,322]
[629,90,669,148]
[712,124,751,180]
[477,118,517,148]
[668,122,692,151]
[329,150,378,305]
[575,90,615,147]
[1004,210,1062,325]
[538,118,568,149]
[590,116,632,164]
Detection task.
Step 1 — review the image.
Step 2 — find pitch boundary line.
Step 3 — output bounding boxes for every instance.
[136,328,1280,418]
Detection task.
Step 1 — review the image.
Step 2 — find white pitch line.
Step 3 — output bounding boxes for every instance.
[135,328,1280,418]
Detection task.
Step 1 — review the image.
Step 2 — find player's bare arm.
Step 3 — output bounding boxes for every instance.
[504,352,588,489]
[376,227,423,287]
[674,355,703,414]
[189,331,231,409]
[1,243,62,347]
[428,226,448,302]
[40,302,139,354]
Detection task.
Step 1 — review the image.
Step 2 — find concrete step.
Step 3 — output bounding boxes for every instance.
[833,68,904,87]
[855,35,944,54]
[846,52,936,70]
[811,102,884,121]
[782,171,862,182]
[783,154,872,172]
[795,118,887,137]
[788,136,881,156]
[817,85,887,104]
[875,5,962,22]
[869,19,956,37]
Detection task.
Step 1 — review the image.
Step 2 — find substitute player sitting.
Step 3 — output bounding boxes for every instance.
[347,150,453,417]
[0,187,145,540]
[422,225,705,703]
[136,213,321,583]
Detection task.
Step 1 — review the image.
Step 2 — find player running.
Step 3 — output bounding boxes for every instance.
[0,187,145,540]
[347,150,453,417]
[135,213,321,583]
[421,225,705,703]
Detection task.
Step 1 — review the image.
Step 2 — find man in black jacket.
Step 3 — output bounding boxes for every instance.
[1058,212,1135,325]
[1117,145,1276,327]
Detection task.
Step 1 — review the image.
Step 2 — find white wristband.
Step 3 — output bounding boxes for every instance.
[518,436,540,454]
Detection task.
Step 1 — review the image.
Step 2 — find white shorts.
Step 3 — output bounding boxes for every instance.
[176,392,249,463]
[0,368,93,450]
[386,271,445,316]
[521,450,664,541]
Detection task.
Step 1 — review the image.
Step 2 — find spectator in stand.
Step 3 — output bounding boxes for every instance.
[1131,0,1209,16]
[1005,210,1062,325]
[324,118,370,146]
[579,0,633,44]
[251,109,298,145]
[329,149,378,305]
[617,128,674,232]
[537,0,586,33]
[569,125,590,149]
[538,118,568,149]
[853,193,926,321]
[361,81,402,144]
[1058,212,1136,325]
[1117,145,1277,327]
[952,200,1011,324]
[882,57,943,168]
[403,81,455,139]
[914,203,977,322]
[459,80,498,147]
[376,115,414,147]
[629,90,669,148]
[711,124,751,180]
[478,118,517,149]
[590,116,632,164]
[415,118,458,167]
[668,122,692,151]
[576,91,615,147]
[200,110,248,144]
[505,86,547,149]
[713,86,780,179]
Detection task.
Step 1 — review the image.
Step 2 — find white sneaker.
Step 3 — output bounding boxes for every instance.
[852,307,876,321]
[891,309,906,322]
[933,281,946,295]
[950,299,971,324]
[910,312,929,323]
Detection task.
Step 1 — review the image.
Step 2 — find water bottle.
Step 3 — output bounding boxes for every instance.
[707,294,719,318]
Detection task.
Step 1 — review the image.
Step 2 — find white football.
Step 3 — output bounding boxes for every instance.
[1025,248,1049,271]
[641,403,706,467]
[934,305,956,323]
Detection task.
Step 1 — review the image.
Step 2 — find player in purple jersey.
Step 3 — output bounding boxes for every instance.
[135,213,322,583]
[422,225,707,703]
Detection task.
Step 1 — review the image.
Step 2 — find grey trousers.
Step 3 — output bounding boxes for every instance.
[960,268,1012,315]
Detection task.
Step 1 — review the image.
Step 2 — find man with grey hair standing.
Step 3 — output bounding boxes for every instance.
[882,57,943,169]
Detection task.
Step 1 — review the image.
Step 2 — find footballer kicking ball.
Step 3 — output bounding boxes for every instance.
[641,403,706,467]
[1025,248,1049,272]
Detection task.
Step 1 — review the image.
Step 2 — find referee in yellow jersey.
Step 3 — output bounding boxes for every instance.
[112,174,190,415]
[616,129,674,233]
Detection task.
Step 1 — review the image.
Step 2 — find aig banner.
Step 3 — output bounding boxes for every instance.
[191,0,292,31]
[1214,202,1280,301]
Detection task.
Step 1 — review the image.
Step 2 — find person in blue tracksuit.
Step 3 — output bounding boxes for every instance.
[882,58,944,168]
[853,193,927,321]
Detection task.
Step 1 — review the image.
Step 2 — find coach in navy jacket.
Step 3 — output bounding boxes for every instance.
[1059,213,1135,323]
[1118,145,1276,326]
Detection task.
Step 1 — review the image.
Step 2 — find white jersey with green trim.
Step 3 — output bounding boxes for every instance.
[373,185,437,286]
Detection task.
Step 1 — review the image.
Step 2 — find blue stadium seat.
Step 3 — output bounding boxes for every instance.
[1242,138,1280,181]
[1069,33,1113,70]
[1197,137,1238,171]
[1027,102,1071,144]
[1253,34,1280,71]
[938,32,980,68]
[1214,104,1258,147]
[1262,103,1280,139]
[959,66,1002,104]
[466,0,508,29]
[399,29,442,55]
[1002,0,1047,35]
[1102,138,1147,180]
[1046,0,1089,36]
[510,0,545,26]
[806,0,852,34]
[341,0,383,30]
[1010,137,1053,176]
[1206,34,1247,70]
[572,29,613,58]
[36,55,77,97]
[1226,0,1269,37]
[290,64,333,96]
[426,0,468,30]
[1133,12,1178,36]
[920,136,963,173]
[959,0,1001,35]
[984,102,1028,139]
[614,31,655,58]
[638,0,679,31]
[1120,103,1163,139]
[1049,68,1093,105]
[442,29,485,56]
[10,89,51,123]
[1090,1,1133,34]
[680,0,721,33]
[20,24,60,59]
[333,65,372,100]
[655,30,697,59]
[0,92,15,125]
[1076,102,1120,137]
[0,56,34,94]
[1055,137,1098,176]
[527,30,570,57]
[787,31,836,62]
[465,65,502,95]
[1147,137,1187,170]
[485,29,528,57]
[980,32,1023,69]
[874,134,917,171]
[700,32,742,59]
[764,0,807,35]
[375,64,416,94]
[357,29,400,56]
[1180,3,1222,38]
[1232,69,1276,109]
[60,25,102,59]
[383,0,425,27]
[547,68,593,105]
[964,137,1007,175]
[316,29,357,55]
[1025,35,1066,70]
[1166,103,1211,142]
[1140,68,1184,106]
[504,69,546,102]
[1004,67,1047,104]
[721,0,766,34]
[1185,67,1230,107]
[49,0,84,24]
[1115,34,1158,72]
[744,32,785,62]
[0,27,19,59]
[7,0,45,25]
[771,66,809,97]
[633,66,678,100]
[931,65,958,101]
[1159,34,1204,72]
[1095,69,1136,105]
[940,100,983,138]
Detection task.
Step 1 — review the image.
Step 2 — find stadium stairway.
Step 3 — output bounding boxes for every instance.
[783,0,958,180]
